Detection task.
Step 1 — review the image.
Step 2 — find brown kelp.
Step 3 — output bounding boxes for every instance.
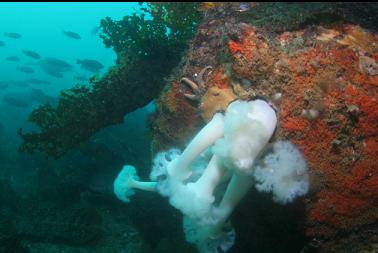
[18,3,201,158]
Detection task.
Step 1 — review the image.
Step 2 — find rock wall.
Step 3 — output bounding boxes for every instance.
[152,3,378,252]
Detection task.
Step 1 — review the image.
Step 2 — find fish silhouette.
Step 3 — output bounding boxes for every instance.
[62,30,81,39]
[22,50,41,59]
[77,59,104,72]
[4,32,22,39]
[17,66,34,74]
[6,56,20,62]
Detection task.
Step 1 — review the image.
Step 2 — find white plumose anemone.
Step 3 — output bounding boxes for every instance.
[113,99,310,253]
[253,141,309,204]
[213,99,277,175]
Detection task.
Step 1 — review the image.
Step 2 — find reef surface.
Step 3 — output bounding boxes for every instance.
[150,3,378,252]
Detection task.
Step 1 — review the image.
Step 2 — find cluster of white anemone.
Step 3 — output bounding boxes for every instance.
[113,99,309,253]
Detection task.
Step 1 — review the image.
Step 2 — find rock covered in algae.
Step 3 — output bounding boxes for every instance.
[151,3,378,252]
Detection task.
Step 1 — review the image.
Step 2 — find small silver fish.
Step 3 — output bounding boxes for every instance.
[6,56,20,62]
[22,50,41,59]
[237,3,250,12]
[4,32,22,39]
[17,66,34,74]
[77,59,104,73]
[62,30,81,39]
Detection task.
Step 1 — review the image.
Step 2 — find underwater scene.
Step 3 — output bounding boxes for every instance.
[0,2,377,253]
